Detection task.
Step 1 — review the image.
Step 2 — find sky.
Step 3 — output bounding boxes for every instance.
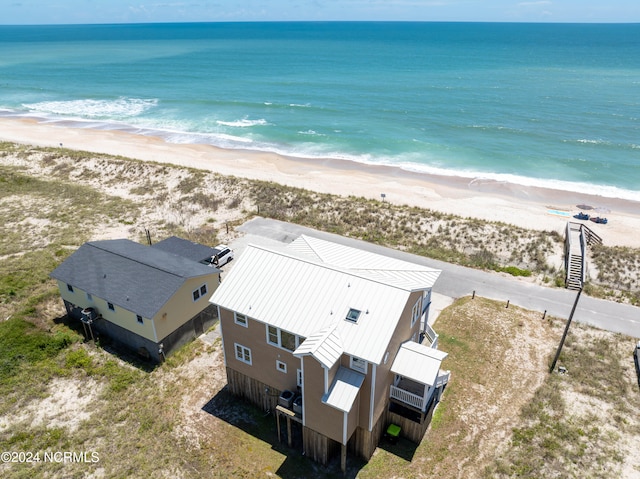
[3,0,640,25]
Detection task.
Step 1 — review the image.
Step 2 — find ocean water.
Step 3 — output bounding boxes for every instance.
[0,22,639,200]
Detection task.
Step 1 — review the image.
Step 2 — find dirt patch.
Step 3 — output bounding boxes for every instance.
[171,340,229,450]
[1,377,103,433]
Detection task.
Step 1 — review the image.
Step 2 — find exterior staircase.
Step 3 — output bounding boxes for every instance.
[565,222,602,290]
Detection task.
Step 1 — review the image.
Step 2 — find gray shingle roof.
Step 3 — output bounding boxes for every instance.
[152,236,219,264]
[51,239,218,318]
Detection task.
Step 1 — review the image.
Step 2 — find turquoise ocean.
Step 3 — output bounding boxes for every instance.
[1,22,639,200]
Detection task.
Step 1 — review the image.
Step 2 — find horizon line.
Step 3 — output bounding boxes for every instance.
[2,20,640,27]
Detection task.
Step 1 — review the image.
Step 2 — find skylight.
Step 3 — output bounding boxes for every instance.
[346,308,361,323]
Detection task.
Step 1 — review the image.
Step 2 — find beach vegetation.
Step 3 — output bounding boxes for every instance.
[4,145,639,305]
[493,265,533,277]
[0,142,638,477]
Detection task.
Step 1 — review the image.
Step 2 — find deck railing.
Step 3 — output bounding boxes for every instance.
[436,370,451,388]
[390,385,424,410]
[422,322,439,348]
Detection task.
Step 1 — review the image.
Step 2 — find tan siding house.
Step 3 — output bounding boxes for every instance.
[211,235,450,471]
[51,238,220,362]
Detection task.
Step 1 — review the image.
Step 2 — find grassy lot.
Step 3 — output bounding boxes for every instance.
[2,296,637,478]
[1,145,639,478]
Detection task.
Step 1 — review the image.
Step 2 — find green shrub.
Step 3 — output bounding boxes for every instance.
[494,265,532,277]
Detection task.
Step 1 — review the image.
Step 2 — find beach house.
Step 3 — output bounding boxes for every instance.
[210,235,449,471]
[50,238,220,362]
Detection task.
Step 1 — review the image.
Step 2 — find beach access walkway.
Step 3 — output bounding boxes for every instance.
[564,221,603,291]
[234,218,639,339]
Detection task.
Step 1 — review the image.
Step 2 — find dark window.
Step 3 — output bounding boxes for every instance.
[200,284,207,296]
[193,289,200,301]
[67,284,74,292]
[108,302,115,311]
[137,315,143,324]
[281,330,296,352]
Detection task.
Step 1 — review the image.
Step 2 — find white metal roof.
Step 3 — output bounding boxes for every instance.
[289,235,441,291]
[293,325,343,369]
[322,367,365,413]
[391,341,448,387]
[210,236,441,365]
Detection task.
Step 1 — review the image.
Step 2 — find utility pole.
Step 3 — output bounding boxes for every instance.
[549,288,582,373]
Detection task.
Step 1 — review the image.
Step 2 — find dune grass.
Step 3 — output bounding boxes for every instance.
[0,144,638,477]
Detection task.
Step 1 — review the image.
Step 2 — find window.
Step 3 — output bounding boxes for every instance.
[281,330,296,351]
[346,308,361,323]
[234,343,252,365]
[86,292,92,301]
[297,369,303,387]
[267,326,279,345]
[67,284,74,292]
[108,302,115,311]
[234,312,248,327]
[137,315,143,324]
[350,356,367,374]
[266,326,305,352]
[192,283,208,302]
[276,360,287,373]
[411,296,422,327]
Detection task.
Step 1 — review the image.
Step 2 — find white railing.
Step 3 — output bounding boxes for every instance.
[423,322,439,348]
[436,370,451,388]
[390,385,424,410]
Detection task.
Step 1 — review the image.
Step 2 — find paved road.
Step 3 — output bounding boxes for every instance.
[236,217,640,339]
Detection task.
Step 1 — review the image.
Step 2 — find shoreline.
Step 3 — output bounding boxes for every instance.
[2,116,640,248]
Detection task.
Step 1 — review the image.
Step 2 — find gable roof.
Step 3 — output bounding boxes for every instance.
[293,324,343,369]
[210,235,441,365]
[288,235,441,291]
[152,236,219,264]
[391,341,448,387]
[51,239,218,318]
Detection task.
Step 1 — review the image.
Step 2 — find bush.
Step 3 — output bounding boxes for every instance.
[494,265,532,277]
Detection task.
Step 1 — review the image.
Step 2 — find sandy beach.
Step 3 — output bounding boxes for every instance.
[2,116,639,248]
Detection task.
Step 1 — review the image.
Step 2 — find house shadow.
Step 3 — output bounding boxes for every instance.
[376,435,419,463]
[53,313,156,373]
[201,387,365,478]
[53,312,85,336]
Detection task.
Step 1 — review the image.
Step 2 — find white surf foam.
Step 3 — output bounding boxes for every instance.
[22,97,157,119]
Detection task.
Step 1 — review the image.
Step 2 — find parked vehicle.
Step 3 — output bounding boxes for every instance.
[574,212,590,220]
[210,245,234,267]
[590,216,608,224]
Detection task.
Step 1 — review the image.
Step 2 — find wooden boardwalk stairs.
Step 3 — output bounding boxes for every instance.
[565,222,602,290]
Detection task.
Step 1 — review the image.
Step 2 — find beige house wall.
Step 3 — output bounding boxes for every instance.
[345,392,360,444]
[219,307,301,392]
[339,355,372,431]
[153,274,218,340]
[371,289,425,425]
[301,356,345,444]
[58,273,218,343]
[56,280,157,341]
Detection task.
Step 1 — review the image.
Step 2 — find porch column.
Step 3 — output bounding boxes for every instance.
[421,384,429,411]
